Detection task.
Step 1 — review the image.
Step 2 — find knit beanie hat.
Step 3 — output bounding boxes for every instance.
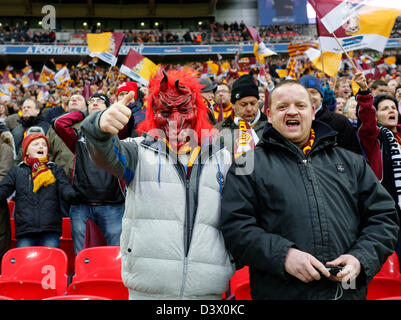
[89,93,110,108]
[231,74,259,103]
[299,75,324,98]
[22,132,50,160]
[117,81,138,98]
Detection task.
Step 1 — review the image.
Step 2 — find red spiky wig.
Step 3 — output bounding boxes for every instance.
[137,67,215,144]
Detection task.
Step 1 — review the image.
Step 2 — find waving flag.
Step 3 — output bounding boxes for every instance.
[246,25,276,65]
[119,49,158,86]
[309,0,401,53]
[304,47,342,77]
[87,32,125,66]
[39,65,56,84]
[54,66,71,85]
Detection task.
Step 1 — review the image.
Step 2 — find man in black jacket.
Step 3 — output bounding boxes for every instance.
[221,80,399,300]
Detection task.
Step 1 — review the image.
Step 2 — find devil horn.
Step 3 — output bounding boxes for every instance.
[160,69,168,91]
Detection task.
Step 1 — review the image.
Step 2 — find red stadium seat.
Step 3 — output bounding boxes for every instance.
[67,246,128,300]
[59,218,75,275]
[0,281,57,300]
[0,295,13,300]
[229,266,252,300]
[67,279,128,300]
[9,218,16,249]
[43,294,111,300]
[0,246,68,299]
[7,201,14,217]
[377,296,401,300]
[234,282,252,300]
[367,278,401,300]
[375,252,401,279]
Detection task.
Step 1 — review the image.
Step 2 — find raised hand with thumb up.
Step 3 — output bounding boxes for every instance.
[99,91,135,135]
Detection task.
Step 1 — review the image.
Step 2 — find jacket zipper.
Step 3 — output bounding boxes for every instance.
[303,157,326,264]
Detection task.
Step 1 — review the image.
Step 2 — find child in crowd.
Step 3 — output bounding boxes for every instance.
[0,129,77,248]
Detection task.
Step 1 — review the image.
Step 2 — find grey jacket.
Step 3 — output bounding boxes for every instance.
[81,111,235,300]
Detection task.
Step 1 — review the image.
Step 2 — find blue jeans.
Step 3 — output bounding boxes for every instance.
[69,203,124,255]
[16,233,60,248]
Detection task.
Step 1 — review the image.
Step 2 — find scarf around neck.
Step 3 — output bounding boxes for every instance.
[24,156,56,193]
[233,110,262,159]
[301,129,316,156]
[381,126,401,210]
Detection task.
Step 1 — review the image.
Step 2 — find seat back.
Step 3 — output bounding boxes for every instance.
[73,246,122,282]
[7,201,15,218]
[0,247,68,295]
[367,278,401,300]
[230,266,249,293]
[43,294,111,300]
[375,252,400,278]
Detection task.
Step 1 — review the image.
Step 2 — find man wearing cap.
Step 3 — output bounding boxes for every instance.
[53,92,125,254]
[299,75,363,155]
[216,74,268,159]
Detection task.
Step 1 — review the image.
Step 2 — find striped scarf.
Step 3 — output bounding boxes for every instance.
[24,156,56,193]
[302,129,315,156]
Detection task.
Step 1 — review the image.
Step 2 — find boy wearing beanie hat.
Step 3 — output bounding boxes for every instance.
[299,75,363,155]
[216,74,268,158]
[0,131,77,248]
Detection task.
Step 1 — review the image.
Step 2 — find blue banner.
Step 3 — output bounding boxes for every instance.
[0,43,287,56]
[0,39,400,57]
[258,0,308,25]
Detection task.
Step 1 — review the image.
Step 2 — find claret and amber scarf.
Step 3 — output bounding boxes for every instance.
[24,156,56,193]
[301,129,316,156]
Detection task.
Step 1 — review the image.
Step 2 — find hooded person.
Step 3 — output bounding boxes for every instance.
[215,74,268,159]
[299,75,363,155]
[80,67,235,300]
[0,131,77,248]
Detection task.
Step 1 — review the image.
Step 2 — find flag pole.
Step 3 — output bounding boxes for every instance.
[331,32,358,70]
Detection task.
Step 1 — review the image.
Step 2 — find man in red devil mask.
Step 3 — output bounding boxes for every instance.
[80,68,235,300]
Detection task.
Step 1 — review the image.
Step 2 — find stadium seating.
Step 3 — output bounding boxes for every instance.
[67,246,128,300]
[0,247,68,299]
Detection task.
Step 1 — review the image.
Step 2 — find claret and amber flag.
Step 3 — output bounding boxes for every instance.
[246,25,277,65]
[87,32,125,66]
[308,0,401,53]
[119,49,158,86]
[39,65,56,84]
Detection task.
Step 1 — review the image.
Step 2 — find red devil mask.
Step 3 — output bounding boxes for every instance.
[152,70,197,151]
